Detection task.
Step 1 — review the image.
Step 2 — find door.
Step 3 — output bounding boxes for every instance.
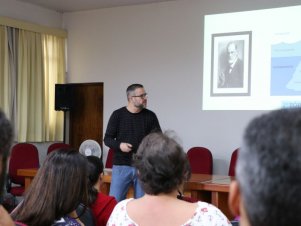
[69,83,103,151]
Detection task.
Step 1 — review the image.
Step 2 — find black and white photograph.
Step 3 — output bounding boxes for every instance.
[211,31,251,96]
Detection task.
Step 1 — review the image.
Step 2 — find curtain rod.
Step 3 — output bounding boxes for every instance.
[0,16,67,38]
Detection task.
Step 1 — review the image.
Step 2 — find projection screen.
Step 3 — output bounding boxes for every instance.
[202,5,301,110]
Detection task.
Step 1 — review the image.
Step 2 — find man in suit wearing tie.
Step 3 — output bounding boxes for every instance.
[218,41,244,88]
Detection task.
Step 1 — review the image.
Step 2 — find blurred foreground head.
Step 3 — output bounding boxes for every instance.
[0,110,13,199]
[230,108,301,226]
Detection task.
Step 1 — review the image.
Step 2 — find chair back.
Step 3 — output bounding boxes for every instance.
[8,143,39,195]
[47,142,71,155]
[228,148,239,176]
[187,147,213,174]
[76,204,96,226]
[105,148,114,168]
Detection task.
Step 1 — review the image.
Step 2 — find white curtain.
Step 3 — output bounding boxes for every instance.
[0,25,66,142]
[0,25,11,118]
[42,34,65,141]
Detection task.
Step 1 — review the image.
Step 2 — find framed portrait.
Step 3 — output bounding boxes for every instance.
[210,31,252,96]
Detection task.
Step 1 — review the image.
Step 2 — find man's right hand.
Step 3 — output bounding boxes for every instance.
[120,143,133,152]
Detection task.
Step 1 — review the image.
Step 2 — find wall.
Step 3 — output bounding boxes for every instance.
[62,0,301,174]
[0,0,62,28]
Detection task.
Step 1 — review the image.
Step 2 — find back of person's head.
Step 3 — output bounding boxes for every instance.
[0,110,13,159]
[11,149,88,226]
[87,155,104,205]
[0,109,13,201]
[133,131,191,195]
[236,108,301,226]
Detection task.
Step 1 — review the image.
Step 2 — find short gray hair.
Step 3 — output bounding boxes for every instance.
[126,84,144,99]
[237,108,301,226]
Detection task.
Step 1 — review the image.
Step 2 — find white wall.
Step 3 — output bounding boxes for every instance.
[0,0,62,28]
[2,0,301,174]
[62,0,301,174]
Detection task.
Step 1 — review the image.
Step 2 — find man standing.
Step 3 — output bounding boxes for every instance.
[218,41,244,88]
[104,84,161,201]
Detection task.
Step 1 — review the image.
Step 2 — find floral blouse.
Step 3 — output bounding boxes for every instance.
[107,198,231,226]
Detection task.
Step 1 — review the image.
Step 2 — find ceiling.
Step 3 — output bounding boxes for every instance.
[16,0,175,13]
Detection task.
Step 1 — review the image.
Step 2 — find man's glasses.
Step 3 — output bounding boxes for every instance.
[132,93,148,99]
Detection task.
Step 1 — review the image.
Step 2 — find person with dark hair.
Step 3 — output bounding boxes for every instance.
[86,156,117,226]
[218,41,244,88]
[229,108,301,226]
[104,83,161,201]
[0,109,15,226]
[107,132,231,226]
[11,149,88,226]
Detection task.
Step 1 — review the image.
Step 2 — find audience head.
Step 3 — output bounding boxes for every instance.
[229,108,301,226]
[11,149,88,226]
[0,110,13,200]
[86,155,104,205]
[133,131,191,195]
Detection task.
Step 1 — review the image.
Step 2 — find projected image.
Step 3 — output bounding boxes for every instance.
[203,5,301,110]
[271,40,301,96]
[211,32,251,96]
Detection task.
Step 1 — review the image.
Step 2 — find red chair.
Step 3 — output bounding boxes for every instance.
[187,147,213,174]
[228,148,239,177]
[8,143,40,196]
[105,148,114,168]
[47,142,71,155]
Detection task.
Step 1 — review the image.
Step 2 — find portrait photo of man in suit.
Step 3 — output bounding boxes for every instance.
[218,41,244,88]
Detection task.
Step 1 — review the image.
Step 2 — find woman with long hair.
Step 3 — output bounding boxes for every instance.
[11,149,88,226]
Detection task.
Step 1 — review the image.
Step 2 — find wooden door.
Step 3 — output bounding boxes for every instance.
[69,83,103,151]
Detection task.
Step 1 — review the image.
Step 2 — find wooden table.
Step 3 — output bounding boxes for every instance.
[17,168,38,190]
[185,175,234,219]
[185,174,231,201]
[17,168,115,191]
[17,168,234,219]
[16,168,119,193]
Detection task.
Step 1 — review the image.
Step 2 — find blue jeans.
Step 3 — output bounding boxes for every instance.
[109,165,144,202]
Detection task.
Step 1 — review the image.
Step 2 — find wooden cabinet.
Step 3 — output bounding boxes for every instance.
[68,83,103,151]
